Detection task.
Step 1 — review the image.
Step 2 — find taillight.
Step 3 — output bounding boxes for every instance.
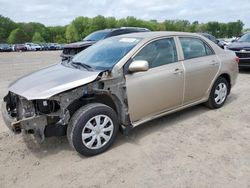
[235,56,240,64]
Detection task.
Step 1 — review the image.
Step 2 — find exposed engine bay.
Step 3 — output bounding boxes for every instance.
[2,71,131,139]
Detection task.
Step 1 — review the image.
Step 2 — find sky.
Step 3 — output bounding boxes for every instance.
[0,0,250,28]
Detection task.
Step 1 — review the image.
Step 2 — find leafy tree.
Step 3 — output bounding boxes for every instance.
[189,21,199,32]
[32,32,45,43]
[65,23,79,42]
[7,28,29,43]
[125,16,140,27]
[0,15,17,42]
[55,35,66,43]
[206,22,220,37]
[18,22,46,41]
[243,28,250,33]
[71,16,91,39]
[106,17,118,28]
[90,15,107,32]
[0,14,246,44]
[48,26,66,42]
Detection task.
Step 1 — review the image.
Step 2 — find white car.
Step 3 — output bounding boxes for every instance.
[25,43,41,51]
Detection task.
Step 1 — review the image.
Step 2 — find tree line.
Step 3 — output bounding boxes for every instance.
[0,15,246,44]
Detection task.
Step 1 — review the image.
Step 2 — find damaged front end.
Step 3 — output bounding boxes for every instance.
[2,70,131,139]
[2,92,63,139]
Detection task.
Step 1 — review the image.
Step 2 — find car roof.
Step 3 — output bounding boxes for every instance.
[115,31,203,40]
[99,27,150,32]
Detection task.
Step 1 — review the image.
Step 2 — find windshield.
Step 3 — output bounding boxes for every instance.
[238,33,250,42]
[0,44,9,47]
[72,37,141,70]
[83,31,110,42]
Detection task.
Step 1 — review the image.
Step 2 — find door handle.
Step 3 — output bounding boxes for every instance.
[173,68,183,75]
[211,60,219,66]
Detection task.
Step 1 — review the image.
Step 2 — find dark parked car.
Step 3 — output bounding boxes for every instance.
[197,33,224,49]
[227,32,250,67]
[61,27,150,60]
[39,43,49,51]
[0,44,12,52]
[46,43,57,50]
[15,44,27,51]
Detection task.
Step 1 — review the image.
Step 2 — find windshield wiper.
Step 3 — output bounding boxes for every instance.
[71,61,93,71]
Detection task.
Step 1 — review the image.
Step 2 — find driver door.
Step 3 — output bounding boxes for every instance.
[125,37,184,123]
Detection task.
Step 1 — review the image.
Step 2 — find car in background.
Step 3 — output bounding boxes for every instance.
[39,43,50,51]
[11,44,16,51]
[226,32,250,67]
[217,39,229,48]
[2,32,238,156]
[61,27,150,60]
[0,44,12,52]
[25,43,42,51]
[15,44,27,51]
[218,38,234,47]
[46,43,57,50]
[197,33,224,49]
[54,43,63,50]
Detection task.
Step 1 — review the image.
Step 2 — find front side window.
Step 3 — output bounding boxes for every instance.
[133,38,178,68]
[179,37,214,60]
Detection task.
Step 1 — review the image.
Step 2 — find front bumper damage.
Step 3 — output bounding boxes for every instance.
[1,72,132,139]
[1,92,69,139]
[2,101,47,137]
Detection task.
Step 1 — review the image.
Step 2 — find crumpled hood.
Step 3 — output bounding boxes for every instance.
[228,42,250,50]
[64,41,96,48]
[9,63,102,100]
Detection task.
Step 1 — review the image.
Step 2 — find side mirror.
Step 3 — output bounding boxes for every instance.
[128,60,149,73]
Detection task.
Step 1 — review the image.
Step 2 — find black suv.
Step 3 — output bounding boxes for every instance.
[227,32,250,67]
[61,27,150,60]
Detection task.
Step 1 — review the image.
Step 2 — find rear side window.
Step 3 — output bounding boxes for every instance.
[133,38,178,68]
[179,37,214,60]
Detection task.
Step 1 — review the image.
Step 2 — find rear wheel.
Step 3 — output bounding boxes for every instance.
[205,77,229,109]
[67,103,119,156]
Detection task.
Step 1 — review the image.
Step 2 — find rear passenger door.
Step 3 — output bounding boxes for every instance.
[178,37,220,104]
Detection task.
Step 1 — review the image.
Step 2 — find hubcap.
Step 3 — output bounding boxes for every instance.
[214,83,227,105]
[82,115,114,149]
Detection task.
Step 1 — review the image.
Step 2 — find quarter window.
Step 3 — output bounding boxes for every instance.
[133,38,178,68]
[179,37,214,60]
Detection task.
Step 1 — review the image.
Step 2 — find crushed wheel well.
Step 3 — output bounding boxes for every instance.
[67,94,118,117]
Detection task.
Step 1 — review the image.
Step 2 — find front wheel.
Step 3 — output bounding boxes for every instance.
[67,103,119,156]
[205,77,229,109]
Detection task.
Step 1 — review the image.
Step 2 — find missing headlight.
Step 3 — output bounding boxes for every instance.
[35,100,60,114]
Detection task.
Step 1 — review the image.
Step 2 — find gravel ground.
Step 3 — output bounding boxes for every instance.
[0,51,249,188]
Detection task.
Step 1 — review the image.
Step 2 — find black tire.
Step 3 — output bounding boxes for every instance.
[205,77,229,109]
[67,103,119,156]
